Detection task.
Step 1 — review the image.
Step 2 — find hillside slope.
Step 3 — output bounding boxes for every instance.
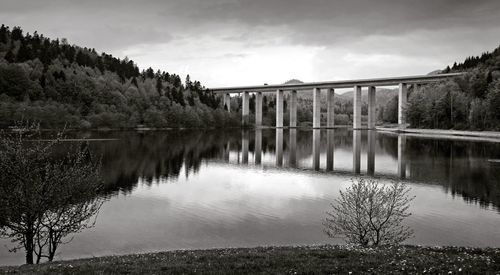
[0,24,240,129]
[400,44,500,130]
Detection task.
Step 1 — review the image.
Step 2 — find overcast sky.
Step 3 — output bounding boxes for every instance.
[1,0,500,87]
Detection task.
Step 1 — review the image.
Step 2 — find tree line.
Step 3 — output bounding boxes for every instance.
[0,25,240,129]
[381,44,500,130]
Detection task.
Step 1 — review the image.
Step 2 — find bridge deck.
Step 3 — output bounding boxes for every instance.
[209,73,463,93]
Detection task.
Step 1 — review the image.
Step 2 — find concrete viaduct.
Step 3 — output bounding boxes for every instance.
[209,73,463,129]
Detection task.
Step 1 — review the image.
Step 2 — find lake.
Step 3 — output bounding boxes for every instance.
[1,128,500,266]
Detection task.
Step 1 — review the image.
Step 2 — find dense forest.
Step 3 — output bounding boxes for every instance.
[0,25,242,129]
[381,45,500,130]
[1,24,499,130]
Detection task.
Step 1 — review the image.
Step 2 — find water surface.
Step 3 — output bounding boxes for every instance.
[1,129,500,266]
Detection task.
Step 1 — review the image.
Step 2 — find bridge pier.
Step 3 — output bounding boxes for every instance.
[398,135,407,178]
[276,89,284,128]
[353,85,362,129]
[313,88,321,128]
[398,83,408,129]
[242,130,249,164]
[367,130,376,175]
[289,90,297,128]
[255,92,263,127]
[353,129,361,173]
[242,91,250,126]
[276,128,283,166]
[289,128,297,167]
[327,88,335,128]
[326,129,335,171]
[312,129,320,170]
[255,129,262,164]
[223,93,231,112]
[212,73,461,130]
[368,86,376,129]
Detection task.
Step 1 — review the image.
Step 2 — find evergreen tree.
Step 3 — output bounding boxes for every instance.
[156,78,163,96]
[0,24,8,44]
[4,49,15,63]
[11,26,23,41]
[16,43,33,62]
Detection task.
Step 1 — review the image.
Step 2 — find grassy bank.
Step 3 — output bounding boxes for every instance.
[1,245,500,274]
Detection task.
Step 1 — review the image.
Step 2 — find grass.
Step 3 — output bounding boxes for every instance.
[1,245,500,274]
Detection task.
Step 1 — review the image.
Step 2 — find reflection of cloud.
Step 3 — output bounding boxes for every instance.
[133,164,343,221]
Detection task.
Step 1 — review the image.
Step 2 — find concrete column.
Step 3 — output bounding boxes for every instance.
[353,130,361,174]
[289,90,297,128]
[313,88,321,128]
[367,130,376,175]
[276,129,283,166]
[237,142,240,164]
[276,89,284,128]
[242,130,249,164]
[313,129,320,170]
[368,86,376,129]
[224,141,230,161]
[327,88,335,128]
[242,91,250,126]
[353,85,362,129]
[398,135,407,179]
[326,129,334,171]
[255,129,262,164]
[398,83,408,129]
[223,93,231,112]
[255,92,263,127]
[289,129,297,167]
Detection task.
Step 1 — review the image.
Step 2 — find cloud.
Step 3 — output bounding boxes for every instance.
[1,0,499,86]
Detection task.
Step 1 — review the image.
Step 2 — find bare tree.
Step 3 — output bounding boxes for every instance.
[324,178,414,246]
[0,124,104,264]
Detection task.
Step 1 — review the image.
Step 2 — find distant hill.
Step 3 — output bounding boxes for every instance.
[281,78,396,108]
[339,88,397,107]
[283,79,304,85]
[427,69,442,75]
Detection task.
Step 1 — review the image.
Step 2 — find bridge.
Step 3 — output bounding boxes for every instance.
[221,129,409,179]
[209,73,463,129]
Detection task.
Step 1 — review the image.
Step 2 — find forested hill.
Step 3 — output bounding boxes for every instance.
[0,24,240,129]
[381,44,500,130]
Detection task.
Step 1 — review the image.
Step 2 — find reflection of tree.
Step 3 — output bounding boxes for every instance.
[324,179,414,246]
[87,130,240,194]
[405,139,500,210]
[0,127,103,264]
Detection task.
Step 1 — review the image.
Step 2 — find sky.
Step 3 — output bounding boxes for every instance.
[1,0,500,88]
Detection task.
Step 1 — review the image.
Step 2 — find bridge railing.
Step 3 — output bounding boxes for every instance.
[209,73,464,130]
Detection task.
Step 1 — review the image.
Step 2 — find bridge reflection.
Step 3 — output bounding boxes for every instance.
[230,129,408,179]
[80,129,500,211]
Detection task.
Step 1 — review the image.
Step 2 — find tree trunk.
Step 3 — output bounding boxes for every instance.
[25,227,34,264]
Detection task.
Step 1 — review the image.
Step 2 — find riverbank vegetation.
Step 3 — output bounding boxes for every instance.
[1,245,499,274]
[324,179,414,247]
[0,25,240,129]
[0,125,104,264]
[1,24,500,131]
[381,45,500,130]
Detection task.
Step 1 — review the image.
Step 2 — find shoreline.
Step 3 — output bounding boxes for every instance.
[3,126,500,141]
[1,245,499,274]
[377,127,500,143]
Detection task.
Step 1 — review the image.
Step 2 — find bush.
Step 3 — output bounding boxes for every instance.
[324,178,414,246]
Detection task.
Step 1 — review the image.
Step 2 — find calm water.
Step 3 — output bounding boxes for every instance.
[1,128,500,266]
